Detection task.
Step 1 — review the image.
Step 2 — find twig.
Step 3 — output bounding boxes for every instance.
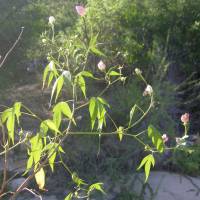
[23,188,42,200]
[0,122,8,195]
[0,27,24,69]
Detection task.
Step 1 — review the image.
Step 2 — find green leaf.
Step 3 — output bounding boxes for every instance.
[129,105,136,127]
[58,145,65,153]
[80,71,94,78]
[47,72,54,87]
[90,46,106,57]
[48,151,57,172]
[97,97,110,108]
[148,125,164,153]
[71,172,86,186]
[137,154,155,182]
[89,97,98,130]
[50,75,64,104]
[89,33,98,48]
[1,102,22,144]
[55,76,64,102]
[64,193,73,200]
[88,182,105,195]
[108,71,121,76]
[77,75,86,98]
[117,126,124,142]
[26,155,33,171]
[43,119,60,134]
[40,122,49,137]
[1,108,12,123]
[43,65,50,88]
[53,102,75,127]
[53,107,62,129]
[30,134,43,169]
[14,102,21,124]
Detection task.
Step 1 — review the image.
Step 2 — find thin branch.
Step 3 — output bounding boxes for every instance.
[0,27,24,69]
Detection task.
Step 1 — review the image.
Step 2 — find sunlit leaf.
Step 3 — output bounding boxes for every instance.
[64,193,73,200]
[117,126,124,142]
[48,151,57,172]
[129,105,136,127]
[90,47,106,57]
[43,65,50,88]
[72,172,86,186]
[108,71,121,76]
[14,102,21,124]
[55,76,64,102]
[80,71,94,78]
[137,154,155,182]
[43,119,60,134]
[88,182,105,195]
[77,75,86,98]
[89,97,97,130]
[148,125,164,153]
[97,97,110,108]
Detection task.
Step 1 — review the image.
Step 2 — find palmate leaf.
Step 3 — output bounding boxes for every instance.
[137,154,155,182]
[88,182,106,195]
[1,102,21,144]
[129,104,144,127]
[148,125,164,153]
[89,97,109,130]
[30,134,43,169]
[53,102,75,128]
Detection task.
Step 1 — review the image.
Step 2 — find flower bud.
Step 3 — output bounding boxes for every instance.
[135,68,142,75]
[48,16,55,25]
[75,5,86,17]
[42,39,47,43]
[143,84,153,96]
[162,134,169,143]
[98,60,106,71]
[49,61,54,71]
[181,113,190,124]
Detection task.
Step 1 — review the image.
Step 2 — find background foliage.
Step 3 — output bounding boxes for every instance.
[0,0,200,195]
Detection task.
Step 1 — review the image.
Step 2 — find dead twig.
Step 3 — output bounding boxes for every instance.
[0,27,24,69]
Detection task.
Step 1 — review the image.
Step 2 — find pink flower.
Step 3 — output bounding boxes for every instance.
[75,5,86,17]
[181,113,190,124]
[162,134,169,143]
[98,60,106,71]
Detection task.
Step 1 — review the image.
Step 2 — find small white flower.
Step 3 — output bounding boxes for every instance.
[42,39,47,43]
[135,68,142,75]
[49,61,54,71]
[48,16,55,25]
[62,70,71,82]
[162,134,169,143]
[143,84,153,96]
[98,60,106,71]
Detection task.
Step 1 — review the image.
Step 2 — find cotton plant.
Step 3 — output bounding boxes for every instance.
[0,5,195,200]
